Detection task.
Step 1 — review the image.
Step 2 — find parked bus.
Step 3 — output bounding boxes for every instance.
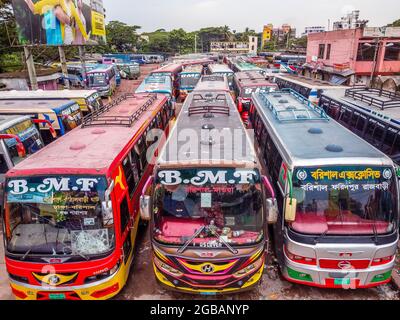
[65,63,98,88]
[116,63,140,80]
[139,88,273,295]
[208,64,234,89]
[233,71,278,124]
[0,90,103,116]
[135,76,174,102]
[87,64,117,97]
[151,64,183,98]
[193,75,231,93]
[0,115,45,189]
[178,64,203,101]
[232,62,266,77]
[0,99,82,144]
[249,88,399,289]
[320,87,400,165]
[3,93,176,300]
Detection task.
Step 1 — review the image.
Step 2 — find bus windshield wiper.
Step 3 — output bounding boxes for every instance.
[21,248,32,261]
[178,225,206,254]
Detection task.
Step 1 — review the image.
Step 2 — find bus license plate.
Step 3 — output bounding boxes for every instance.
[200,292,217,296]
[49,293,66,300]
[334,278,351,286]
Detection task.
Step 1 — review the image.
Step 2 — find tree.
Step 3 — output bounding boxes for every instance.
[388,19,400,27]
[105,21,141,52]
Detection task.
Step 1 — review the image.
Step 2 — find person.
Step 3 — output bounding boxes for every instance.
[72,0,88,45]
[24,0,73,45]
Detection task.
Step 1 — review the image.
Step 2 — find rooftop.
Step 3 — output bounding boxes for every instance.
[0,99,76,114]
[252,89,391,166]
[158,90,256,167]
[323,87,400,123]
[0,115,32,132]
[0,89,98,100]
[135,75,172,95]
[193,75,230,92]
[8,94,167,176]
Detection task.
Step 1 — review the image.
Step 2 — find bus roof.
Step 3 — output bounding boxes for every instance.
[193,75,230,93]
[135,76,172,95]
[158,91,257,167]
[252,89,392,168]
[208,64,234,74]
[0,90,98,100]
[235,77,277,88]
[0,99,77,114]
[87,64,114,73]
[234,71,266,81]
[275,74,347,90]
[7,94,168,177]
[0,115,33,131]
[235,62,265,72]
[181,64,203,74]
[322,87,400,123]
[151,63,183,74]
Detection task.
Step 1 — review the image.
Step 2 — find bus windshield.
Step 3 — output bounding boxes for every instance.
[88,73,107,87]
[60,103,83,131]
[290,166,397,236]
[5,176,115,260]
[153,168,264,247]
[2,119,44,165]
[180,73,201,89]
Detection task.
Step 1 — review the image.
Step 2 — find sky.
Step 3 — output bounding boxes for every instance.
[102,0,400,35]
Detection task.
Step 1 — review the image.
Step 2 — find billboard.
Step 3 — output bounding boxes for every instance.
[363,27,400,38]
[11,0,106,46]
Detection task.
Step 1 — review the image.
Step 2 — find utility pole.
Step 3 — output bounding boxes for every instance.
[370,38,380,87]
[79,46,87,89]
[58,46,70,89]
[194,34,197,54]
[23,46,38,91]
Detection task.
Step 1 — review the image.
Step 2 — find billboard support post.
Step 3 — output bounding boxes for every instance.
[58,46,70,89]
[23,46,38,91]
[79,46,87,89]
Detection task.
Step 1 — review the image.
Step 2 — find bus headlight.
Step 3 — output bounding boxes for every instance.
[154,257,183,277]
[233,258,263,278]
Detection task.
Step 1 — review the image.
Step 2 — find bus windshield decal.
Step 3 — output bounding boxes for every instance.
[157,169,259,186]
[302,167,390,181]
[3,120,39,148]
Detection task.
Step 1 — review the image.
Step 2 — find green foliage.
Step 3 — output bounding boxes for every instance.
[105,21,141,52]
[388,19,400,27]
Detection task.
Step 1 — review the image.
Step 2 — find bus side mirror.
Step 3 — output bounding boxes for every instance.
[102,181,115,218]
[140,176,153,221]
[262,176,278,224]
[285,197,297,222]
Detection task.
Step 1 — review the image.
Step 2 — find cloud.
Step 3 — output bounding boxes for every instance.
[194,0,219,9]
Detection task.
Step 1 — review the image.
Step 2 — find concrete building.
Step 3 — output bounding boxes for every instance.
[301,27,400,88]
[302,26,326,37]
[333,10,369,31]
[262,24,273,46]
[211,36,258,55]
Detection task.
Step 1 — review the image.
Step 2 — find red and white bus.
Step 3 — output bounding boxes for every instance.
[3,93,175,300]
[233,72,278,124]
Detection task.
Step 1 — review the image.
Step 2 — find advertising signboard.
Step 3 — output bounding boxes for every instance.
[11,0,106,46]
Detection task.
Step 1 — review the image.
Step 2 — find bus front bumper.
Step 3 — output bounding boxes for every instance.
[153,262,264,295]
[8,267,126,300]
[282,257,394,289]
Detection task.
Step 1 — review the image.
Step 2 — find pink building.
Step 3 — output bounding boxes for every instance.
[302,28,400,89]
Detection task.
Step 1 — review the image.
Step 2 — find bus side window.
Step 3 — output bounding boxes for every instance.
[122,156,136,198]
[0,154,9,174]
[161,105,168,127]
[136,136,148,172]
[156,113,163,130]
[120,197,130,234]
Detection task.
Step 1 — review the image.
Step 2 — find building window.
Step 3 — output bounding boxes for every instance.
[326,44,331,60]
[318,44,325,59]
[384,43,400,61]
[357,43,375,61]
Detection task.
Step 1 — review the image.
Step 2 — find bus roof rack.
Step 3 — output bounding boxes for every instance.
[258,89,329,122]
[189,93,230,116]
[82,93,157,127]
[345,87,400,110]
